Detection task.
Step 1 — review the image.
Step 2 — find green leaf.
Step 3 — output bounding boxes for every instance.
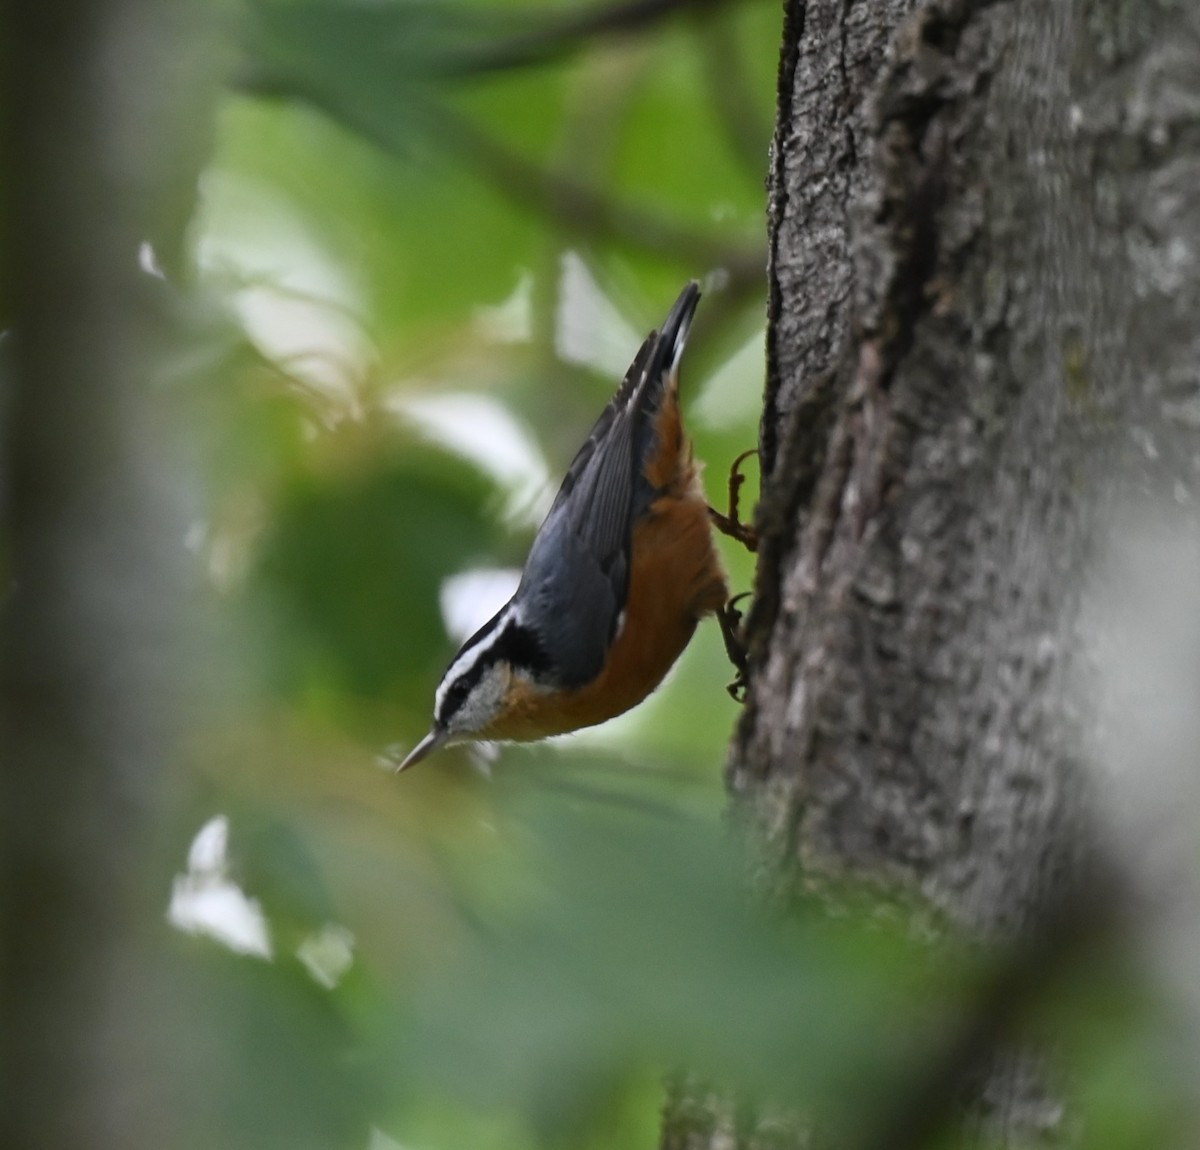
[394,773,965,1141]
[247,438,503,714]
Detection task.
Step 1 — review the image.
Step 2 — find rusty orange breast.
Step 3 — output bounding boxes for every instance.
[484,411,728,743]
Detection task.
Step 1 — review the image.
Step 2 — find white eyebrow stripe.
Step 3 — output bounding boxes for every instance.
[434,603,518,715]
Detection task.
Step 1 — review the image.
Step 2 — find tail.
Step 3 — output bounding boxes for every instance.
[657,279,701,382]
[613,280,701,417]
[625,282,701,510]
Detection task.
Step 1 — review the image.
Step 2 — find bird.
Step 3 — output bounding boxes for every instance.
[396,281,750,772]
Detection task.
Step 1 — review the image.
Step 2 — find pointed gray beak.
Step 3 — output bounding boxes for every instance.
[394,727,449,773]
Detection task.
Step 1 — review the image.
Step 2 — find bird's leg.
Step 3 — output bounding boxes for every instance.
[707,448,759,552]
[716,592,752,702]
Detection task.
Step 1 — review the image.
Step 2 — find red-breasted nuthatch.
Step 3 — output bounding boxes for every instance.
[397,282,744,772]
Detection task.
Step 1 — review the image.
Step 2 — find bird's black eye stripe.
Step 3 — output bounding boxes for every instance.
[444,679,470,711]
[436,621,552,725]
[438,663,484,724]
[435,608,506,724]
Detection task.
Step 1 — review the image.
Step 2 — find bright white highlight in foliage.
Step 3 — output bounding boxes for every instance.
[187,816,228,873]
[367,1128,409,1150]
[439,567,522,643]
[195,172,372,421]
[694,327,766,430]
[138,240,166,280]
[168,816,273,960]
[555,251,641,378]
[387,392,552,527]
[296,923,356,990]
[475,270,535,343]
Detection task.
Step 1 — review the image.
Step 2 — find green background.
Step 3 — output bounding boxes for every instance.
[147,3,1185,1147]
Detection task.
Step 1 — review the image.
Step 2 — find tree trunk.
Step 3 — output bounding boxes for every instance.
[669,0,1200,1145]
[1,4,209,1148]
[742,0,1105,928]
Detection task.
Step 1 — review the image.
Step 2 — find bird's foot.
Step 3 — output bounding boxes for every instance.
[716,591,752,702]
[707,448,759,552]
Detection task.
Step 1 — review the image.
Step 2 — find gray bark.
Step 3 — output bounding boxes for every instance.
[673,0,1200,1145]
[742,0,1104,928]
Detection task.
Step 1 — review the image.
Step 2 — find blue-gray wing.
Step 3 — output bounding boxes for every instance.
[514,283,700,688]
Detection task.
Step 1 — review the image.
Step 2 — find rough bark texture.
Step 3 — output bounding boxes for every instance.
[670,0,1200,1146]
[740,0,1200,928]
[740,0,1102,931]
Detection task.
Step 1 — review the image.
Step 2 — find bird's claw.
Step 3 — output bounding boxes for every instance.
[717,592,752,702]
[707,448,759,553]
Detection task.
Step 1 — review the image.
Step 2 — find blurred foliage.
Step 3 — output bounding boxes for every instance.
[188,0,769,762]
[120,0,1200,1147]
[249,440,500,715]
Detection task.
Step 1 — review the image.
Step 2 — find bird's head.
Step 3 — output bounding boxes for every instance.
[396,606,545,771]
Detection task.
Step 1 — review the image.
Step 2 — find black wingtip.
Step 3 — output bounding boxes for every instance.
[613,282,702,409]
[663,281,701,371]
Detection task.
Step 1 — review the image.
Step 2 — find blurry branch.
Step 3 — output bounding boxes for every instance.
[693,8,772,181]
[446,105,767,360]
[234,72,765,296]
[241,0,765,85]
[856,862,1125,1150]
[439,0,744,76]
[436,112,765,293]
